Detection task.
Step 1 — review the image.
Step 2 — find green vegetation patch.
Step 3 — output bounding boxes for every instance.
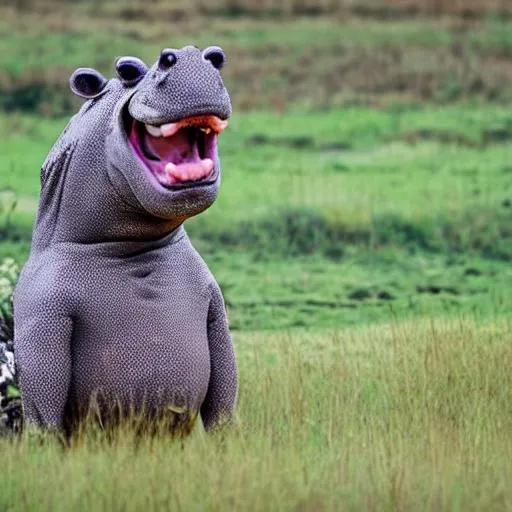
[1,103,511,329]
[2,11,512,113]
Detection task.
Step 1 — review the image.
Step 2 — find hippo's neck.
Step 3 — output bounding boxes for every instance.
[32,224,188,261]
[30,84,185,255]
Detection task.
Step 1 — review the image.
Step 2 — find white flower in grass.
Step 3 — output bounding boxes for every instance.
[5,349,14,375]
[0,356,14,385]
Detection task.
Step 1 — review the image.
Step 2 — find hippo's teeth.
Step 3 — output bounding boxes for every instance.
[160,122,181,137]
[145,124,163,137]
[199,127,212,134]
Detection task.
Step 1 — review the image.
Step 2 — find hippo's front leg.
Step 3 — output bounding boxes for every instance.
[15,314,72,430]
[200,281,237,431]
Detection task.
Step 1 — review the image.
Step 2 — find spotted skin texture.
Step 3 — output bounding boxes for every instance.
[14,46,237,434]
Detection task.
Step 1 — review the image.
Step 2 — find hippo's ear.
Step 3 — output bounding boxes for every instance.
[69,68,108,99]
[202,46,227,70]
[115,56,148,86]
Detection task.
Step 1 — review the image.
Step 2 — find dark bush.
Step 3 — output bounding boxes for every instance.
[374,215,434,250]
[0,83,74,116]
[191,206,512,261]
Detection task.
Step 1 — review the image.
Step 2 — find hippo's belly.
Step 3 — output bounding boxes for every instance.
[68,276,211,416]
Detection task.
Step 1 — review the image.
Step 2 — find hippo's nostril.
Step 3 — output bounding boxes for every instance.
[159,49,177,71]
[202,46,226,70]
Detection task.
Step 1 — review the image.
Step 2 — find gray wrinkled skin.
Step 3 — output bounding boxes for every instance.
[14,46,237,435]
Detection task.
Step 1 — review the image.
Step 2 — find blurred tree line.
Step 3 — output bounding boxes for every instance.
[1,0,512,115]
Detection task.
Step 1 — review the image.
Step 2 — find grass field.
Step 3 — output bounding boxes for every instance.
[2,104,511,329]
[1,0,512,509]
[3,318,512,511]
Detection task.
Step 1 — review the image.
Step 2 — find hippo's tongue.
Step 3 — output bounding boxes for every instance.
[164,160,214,182]
[145,127,213,183]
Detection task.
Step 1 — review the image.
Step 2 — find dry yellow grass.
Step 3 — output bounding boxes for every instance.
[2,316,512,511]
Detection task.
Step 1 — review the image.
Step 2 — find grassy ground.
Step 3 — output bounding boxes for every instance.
[1,1,512,509]
[1,104,511,329]
[2,317,512,511]
[2,5,512,113]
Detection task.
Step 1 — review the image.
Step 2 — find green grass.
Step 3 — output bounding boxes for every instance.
[3,12,512,113]
[1,5,512,507]
[3,317,512,511]
[1,104,511,329]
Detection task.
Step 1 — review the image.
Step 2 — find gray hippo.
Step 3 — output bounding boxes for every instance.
[13,46,237,436]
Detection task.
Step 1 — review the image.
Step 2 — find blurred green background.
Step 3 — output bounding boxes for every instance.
[1,0,511,330]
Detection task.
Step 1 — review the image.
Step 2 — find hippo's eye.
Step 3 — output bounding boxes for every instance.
[202,46,226,70]
[159,49,177,71]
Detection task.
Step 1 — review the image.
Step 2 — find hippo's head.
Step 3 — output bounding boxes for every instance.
[66,46,231,228]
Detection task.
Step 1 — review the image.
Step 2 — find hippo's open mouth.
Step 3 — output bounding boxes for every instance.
[128,114,228,188]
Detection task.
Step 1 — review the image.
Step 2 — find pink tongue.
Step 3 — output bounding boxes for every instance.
[165,160,214,182]
[146,128,214,183]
